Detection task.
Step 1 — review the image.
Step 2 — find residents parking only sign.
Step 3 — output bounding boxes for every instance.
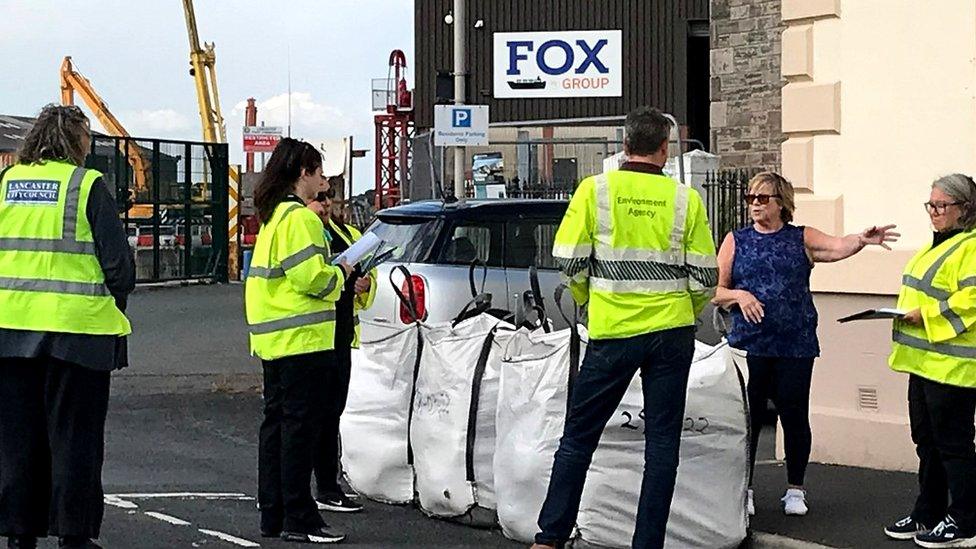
[242,126,283,153]
[434,105,489,147]
[493,30,623,98]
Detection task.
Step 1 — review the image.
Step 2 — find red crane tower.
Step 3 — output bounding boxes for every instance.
[374,50,414,210]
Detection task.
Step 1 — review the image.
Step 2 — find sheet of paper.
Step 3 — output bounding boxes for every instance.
[332,232,381,266]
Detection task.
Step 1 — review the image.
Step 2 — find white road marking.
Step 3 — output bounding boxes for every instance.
[106,492,253,500]
[104,495,138,509]
[753,532,838,549]
[144,511,191,526]
[198,528,261,547]
[755,459,784,466]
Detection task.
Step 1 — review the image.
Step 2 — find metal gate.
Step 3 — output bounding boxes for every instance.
[86,136,229,283]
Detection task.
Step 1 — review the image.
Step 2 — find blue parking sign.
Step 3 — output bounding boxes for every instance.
[452,109,472,127]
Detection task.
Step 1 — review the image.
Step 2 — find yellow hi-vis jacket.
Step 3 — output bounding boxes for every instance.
[327,217,377,348]
[245,199,345,360]
[890,229,976,387]
[0,161,130,335]
[553,169,718,340]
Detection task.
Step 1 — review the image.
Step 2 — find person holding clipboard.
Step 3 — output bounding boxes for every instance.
[245,138,351,544]
[712,172,898,518]
[884,174,976,548]
[307,184,376,513]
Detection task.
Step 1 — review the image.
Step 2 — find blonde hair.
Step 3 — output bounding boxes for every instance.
[747,171,795,223]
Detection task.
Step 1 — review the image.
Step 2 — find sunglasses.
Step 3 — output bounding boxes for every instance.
[744,193,780,205]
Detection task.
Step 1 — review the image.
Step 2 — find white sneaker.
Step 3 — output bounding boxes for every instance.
[747,489,755,516]
[781,488,808,516]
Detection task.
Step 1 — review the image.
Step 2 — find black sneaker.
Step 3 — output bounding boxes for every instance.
[260,529,281,538]
[316,494,364,513]
[884,515,931,540]
[914,516,976,548]
[7,537,37,549]
[280,526,346,544]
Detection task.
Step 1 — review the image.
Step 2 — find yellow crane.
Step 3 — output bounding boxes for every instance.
[181,0,241,278]
[60,56,153,219]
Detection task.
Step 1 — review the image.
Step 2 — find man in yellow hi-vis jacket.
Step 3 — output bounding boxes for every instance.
[532,107,718,549]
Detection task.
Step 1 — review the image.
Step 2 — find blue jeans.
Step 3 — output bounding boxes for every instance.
[535,326,695,549]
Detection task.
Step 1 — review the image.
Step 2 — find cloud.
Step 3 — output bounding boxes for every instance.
[232,92,358,138]
[119,109,194,137]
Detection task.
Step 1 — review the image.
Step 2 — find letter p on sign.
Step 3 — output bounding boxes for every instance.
[452,108,472,128]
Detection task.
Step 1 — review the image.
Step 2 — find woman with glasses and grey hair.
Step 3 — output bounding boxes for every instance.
[0,104,134,549]
[884,174,976,548]
[713,171,899,518]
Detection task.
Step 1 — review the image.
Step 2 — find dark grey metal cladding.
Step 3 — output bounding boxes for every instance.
[413,0,709,127]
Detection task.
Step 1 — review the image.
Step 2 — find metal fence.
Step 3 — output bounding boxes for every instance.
[86,136,229,283]
[703,168,761,245]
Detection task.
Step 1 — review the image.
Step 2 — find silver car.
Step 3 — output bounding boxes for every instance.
[359,199,574,337]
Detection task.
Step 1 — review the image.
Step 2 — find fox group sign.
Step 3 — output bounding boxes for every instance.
[493,30,622,99]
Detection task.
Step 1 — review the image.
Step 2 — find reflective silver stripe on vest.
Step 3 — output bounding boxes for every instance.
[555,257,588,278]
[248,309,337,335]
[593,245,682,265]
[591,277,689,293]
[280,244,329,271]
[552,243,591,259]
[686,264,719,289]
[902,233,976,300]
[247,205,322,280]
[670,184,689,256]
[591,258,686,282]
[922,233,976,284]
[594,174,613,247]
[940,300,968,336]
[893,330,976,359]
[961,276,976,289]
[248,265,285,279]
[313,273,341,299]
[0,276,110,297]
[0,237,96,254]
[61,167,86,241]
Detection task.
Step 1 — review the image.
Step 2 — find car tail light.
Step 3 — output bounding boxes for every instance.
[399,275,427,323]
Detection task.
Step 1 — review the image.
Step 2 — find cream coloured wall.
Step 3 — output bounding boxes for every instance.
[777,0,976,471]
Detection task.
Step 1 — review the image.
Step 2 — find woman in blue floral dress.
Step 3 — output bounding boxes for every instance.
[713,172,899,517]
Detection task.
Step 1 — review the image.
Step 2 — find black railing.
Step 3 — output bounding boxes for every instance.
[703,168,761,245]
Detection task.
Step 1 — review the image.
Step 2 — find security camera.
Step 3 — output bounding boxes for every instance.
[444,12,454,25]
[474,19,484,28]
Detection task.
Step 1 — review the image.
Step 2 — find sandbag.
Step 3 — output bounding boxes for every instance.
[340,321,421,504]
[576,340,749,549]
[410,314,516,519]
[494,325,587,542]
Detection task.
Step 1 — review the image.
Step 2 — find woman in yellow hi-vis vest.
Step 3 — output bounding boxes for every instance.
[307,183,375,513]
[0,105,134,549]
[245,138,352,545]
[884,174,976,547]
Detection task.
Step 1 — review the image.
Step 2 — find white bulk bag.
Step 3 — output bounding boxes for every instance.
[340,321,421,504]
[576,340,749,549]
[494,325,587,543]
[410,314,515,519]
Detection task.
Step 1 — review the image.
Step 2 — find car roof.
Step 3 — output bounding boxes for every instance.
[376,199,568,221]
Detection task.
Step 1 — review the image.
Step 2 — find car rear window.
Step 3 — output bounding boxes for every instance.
[366,217,440,263]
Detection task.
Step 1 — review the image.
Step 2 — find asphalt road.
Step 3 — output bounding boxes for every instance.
[33,285,913,549]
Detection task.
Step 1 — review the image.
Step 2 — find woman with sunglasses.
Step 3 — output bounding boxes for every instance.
[883,174,976,547]
[713,171,898,518]
[306,181,375,514]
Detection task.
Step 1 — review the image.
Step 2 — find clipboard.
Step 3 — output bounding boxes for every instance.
[838,308,906,323]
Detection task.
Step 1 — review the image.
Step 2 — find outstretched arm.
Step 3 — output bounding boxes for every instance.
[804,224,900,263]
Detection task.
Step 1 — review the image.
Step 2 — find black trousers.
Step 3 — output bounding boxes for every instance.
[0,357,110,539]
[258,351,332,534]
[746,355,815,487]
[536,326,695,549]
[909,374,976,532]
[313,344,352,499]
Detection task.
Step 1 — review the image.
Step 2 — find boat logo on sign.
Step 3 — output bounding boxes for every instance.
[5,180,60,205]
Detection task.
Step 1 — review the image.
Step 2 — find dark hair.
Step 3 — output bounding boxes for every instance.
[254,138,322,223]
[18,104,91,166]
[624,106,672,156]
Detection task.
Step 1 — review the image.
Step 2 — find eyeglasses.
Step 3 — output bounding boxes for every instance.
[924,201,962,215]
[744,193,780,205]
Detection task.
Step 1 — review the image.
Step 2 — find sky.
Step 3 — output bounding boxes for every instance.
[0,0,414,193]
